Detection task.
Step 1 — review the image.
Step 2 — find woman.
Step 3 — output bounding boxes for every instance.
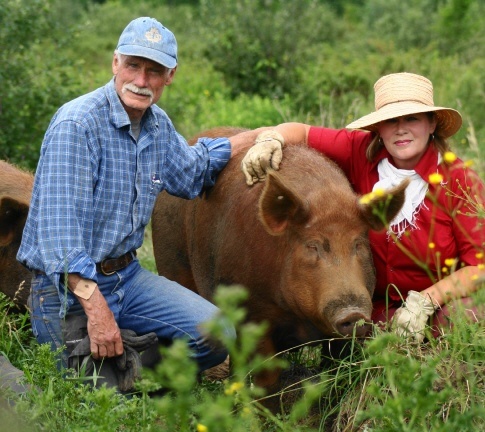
[242,72,485,341]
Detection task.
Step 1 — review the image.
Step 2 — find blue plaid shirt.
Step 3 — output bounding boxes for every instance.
[17,78,231,286]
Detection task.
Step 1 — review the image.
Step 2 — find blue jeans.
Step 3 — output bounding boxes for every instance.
[29,260,235,371]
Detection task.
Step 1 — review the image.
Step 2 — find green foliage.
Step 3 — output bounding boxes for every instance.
[167,87,287,138]
[0,0,92,170]
[435,0,485,58]
[2,283,483,431]
[363,337,454,431]
[199,0,343,99]
[137,222,157,274]
[0,294,33,363]
[362,0,438,50]
[0,285,324,431]
[13,344,147,432]
[142,285,291,431]
[3,0,485,169]
[355,320,485,432]
[330,293,485,431]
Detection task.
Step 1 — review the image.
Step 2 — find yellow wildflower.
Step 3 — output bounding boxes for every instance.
[359,192,375,205]
[197,424,208,432]
[373,188,385,197]
[443,151,457,164]
[444,258,456,267]
[428,173,443,185]
[225,381,244,395]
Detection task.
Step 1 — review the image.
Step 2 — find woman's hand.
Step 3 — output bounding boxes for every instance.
[391,290,437,342]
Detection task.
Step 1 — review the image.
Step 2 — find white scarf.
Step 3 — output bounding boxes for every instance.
[373,158,429,238]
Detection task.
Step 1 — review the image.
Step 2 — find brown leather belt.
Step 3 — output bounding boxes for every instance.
[32,251,136,277]
[96,251,136,275]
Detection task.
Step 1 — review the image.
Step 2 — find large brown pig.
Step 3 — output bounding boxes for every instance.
[152,127,406,393]
[0,160,33,310]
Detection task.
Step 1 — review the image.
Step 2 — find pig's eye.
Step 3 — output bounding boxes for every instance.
[306,241,322,258]
[305,242,320,263]
[305,239,328,260]
[307,242,319,252]
[353,237,369,256]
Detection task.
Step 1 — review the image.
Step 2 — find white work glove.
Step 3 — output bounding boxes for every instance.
[392,291,438,342]
[241,130,285,186]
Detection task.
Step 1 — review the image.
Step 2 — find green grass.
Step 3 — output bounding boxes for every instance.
[1,284,484,431]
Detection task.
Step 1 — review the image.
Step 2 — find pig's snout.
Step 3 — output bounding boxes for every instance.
[334,311,371,337]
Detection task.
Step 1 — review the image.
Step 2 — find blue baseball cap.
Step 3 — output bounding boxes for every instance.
[116,17,178,68]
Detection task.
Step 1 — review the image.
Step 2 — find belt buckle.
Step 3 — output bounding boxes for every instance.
[100,260,116,276]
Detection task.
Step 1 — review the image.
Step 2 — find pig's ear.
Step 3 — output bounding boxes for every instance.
[0,196,29,246]
[258,171,310,235]
[359,178,409,231]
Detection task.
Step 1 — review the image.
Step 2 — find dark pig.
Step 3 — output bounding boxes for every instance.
[0,161,34,310]
[152,127,406,392]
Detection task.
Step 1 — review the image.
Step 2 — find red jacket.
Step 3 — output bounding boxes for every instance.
[308,127,485,305]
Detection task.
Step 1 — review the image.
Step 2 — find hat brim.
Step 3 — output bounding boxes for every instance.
[117,45,177,69]
[346,101,462,138]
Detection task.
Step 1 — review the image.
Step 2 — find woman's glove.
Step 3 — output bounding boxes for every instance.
[241,130,285,186]
[392,291,437,342]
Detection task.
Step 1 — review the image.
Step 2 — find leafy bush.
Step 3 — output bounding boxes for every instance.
[3,0,485,170]
[0,0,92,170]
[198,0,344,99]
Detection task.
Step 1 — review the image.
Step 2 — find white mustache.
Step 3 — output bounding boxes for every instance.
[122,83,154,102]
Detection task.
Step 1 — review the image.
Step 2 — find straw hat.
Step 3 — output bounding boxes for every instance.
[346,72,462,138]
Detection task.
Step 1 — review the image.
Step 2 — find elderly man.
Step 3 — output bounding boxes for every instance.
[17,17,262,383]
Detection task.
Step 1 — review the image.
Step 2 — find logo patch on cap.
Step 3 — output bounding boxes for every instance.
[145,27,162,43]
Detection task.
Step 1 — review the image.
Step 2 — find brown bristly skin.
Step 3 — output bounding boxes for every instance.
[152,127,406,407]
[0,161,34,310]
